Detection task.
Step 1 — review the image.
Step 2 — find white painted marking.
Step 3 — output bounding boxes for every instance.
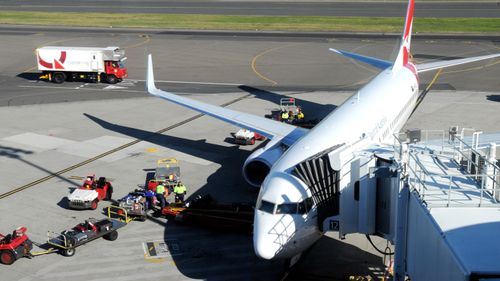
[118,82,135,87]
[104,85,127,90]
[126,78,241,86]
[57,135,133,161]
[2,132,76,150]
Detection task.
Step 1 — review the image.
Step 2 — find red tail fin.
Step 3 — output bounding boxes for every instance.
[393,0,415,72]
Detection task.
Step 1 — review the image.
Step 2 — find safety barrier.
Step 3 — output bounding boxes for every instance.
[393,128,500,207]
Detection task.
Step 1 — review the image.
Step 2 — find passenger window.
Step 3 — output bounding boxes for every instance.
[276,203,297,214]
[258,200,275,214]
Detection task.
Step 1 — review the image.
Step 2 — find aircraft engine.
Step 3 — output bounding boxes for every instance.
[242,145,285,187]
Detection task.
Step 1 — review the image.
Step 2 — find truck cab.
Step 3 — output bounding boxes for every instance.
[104,60,127,84]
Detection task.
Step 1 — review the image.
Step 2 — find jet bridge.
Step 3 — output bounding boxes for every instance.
[390,128,500,281]
[311,128,500,280]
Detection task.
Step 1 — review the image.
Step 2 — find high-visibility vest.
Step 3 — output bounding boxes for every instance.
[156,184,165,194]
[174,185,186,194]
[297,112,304,120]
[281,112,289,119]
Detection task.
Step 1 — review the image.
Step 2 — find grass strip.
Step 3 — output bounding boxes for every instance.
[0,11,499,33]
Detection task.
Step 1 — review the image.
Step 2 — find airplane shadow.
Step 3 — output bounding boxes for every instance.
[16,72,40,81]
[0,145,81,189]
[84,113,287,280]
[238,85,337,121]
[285,235,386,281]
[486,95,500,102]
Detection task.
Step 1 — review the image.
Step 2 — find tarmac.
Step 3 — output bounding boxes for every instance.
[0,28,499,281]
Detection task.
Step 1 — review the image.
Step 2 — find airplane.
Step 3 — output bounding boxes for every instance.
[146,0,500,263]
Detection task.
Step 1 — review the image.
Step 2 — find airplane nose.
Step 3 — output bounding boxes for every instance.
[253,211,279,260]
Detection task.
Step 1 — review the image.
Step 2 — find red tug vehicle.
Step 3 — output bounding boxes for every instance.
[1,217,127,265]
[0,227,33,265]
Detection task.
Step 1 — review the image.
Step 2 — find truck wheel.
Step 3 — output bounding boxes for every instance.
[106,74,118,84]
[104,230,118,241]
[52,72,65,84]
[90,199,98,210]
[106,189,112,200]
[62,247,75,257]
[0,250,16,265]
[138,215,147,222]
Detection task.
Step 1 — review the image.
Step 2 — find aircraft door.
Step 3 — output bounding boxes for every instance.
[374,155,400,241]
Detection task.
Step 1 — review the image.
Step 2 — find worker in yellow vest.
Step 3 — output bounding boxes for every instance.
[156,183,167,209]
[280,110,289,122]
[296,109,305,122]
[174,182,187,205]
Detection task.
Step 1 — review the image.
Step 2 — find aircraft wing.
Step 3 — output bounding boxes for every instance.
[146,54,308,146]
[416,53,500,73]
[330,48,500,74]
[329,48,392,70]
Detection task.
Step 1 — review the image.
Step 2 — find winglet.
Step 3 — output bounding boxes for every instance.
[329,48,392,70]
[146,54,157,92]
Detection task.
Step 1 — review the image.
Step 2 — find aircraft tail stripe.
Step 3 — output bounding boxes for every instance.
[403,0,415,41]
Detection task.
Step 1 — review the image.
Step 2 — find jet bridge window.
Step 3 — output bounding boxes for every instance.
[258,200,275,214]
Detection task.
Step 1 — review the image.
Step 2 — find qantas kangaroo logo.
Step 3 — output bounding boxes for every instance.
[38,51,67,69]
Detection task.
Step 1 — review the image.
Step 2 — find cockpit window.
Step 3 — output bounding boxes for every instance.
[276,203,297,214]
[298,202,306,214]
[304,197,314,211]
[258,200,275,214]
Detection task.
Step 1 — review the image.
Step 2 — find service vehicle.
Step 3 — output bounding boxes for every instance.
[265,97,319,129]
[67,174,113,210]
[147,158,180,192]
[0,227,33,265]
[47,217,126,257]
[162,194,254,232]
[268,97,302,122]
[36,46,128,84]
[115,189,156,221]
[233,128,265,145]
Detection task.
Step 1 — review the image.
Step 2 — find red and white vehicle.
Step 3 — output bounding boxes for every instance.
[67,175,113,210]
[0,227,33,265]
[36,46,128,84]
[234,128,265,145]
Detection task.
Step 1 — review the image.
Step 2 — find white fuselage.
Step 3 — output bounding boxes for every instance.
[254,66,419,260]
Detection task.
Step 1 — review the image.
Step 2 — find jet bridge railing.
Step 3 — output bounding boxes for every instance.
[393,129,500,208]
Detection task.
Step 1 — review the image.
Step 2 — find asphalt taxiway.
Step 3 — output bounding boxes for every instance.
[0,28,499,281]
